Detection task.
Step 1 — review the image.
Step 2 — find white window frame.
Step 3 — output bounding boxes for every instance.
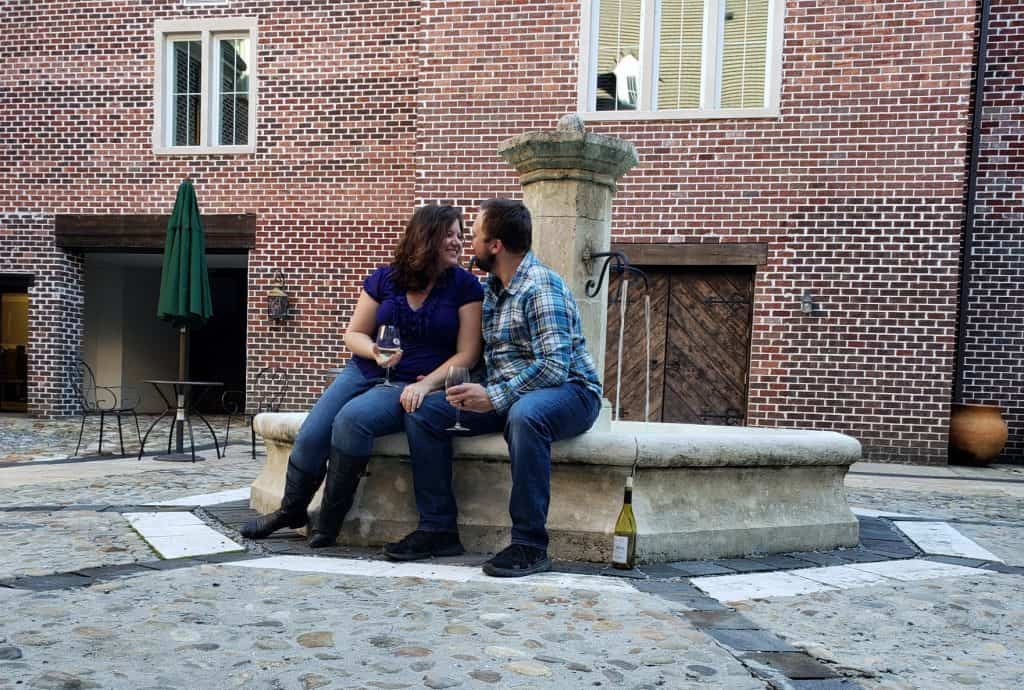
[153,17,258,154]
[577,0,785,121]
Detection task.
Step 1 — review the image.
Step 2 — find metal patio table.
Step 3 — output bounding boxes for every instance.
[137,379,223,462]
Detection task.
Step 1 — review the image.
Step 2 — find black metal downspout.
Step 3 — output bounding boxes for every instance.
[953,0,992,403]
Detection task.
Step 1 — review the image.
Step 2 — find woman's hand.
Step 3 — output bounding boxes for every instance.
[372,344,403,369]
[400,380,434,413]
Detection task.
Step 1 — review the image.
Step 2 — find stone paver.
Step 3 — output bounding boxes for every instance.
[0,563,766,689]
[1,421,1022,688]
[0,510,154,579]
[738,573,1024,689]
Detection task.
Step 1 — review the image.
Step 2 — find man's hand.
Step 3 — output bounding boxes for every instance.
[445,383,494,413]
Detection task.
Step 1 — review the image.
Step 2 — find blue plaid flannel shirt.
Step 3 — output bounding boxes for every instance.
[482,251,602,413]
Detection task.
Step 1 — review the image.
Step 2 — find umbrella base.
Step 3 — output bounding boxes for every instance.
[153,453,207,463]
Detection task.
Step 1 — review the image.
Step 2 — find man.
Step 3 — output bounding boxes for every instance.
[383,199,602,576]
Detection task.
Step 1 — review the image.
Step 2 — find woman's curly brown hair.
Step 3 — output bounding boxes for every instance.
[391,204,463,291]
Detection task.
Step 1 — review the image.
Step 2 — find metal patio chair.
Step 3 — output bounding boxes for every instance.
[222,366,288,459]
[70,360,142,457]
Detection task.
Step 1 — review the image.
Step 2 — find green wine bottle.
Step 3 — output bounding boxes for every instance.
[611,475,637,569]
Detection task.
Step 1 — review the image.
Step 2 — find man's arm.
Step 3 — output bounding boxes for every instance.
[485,279,573,413]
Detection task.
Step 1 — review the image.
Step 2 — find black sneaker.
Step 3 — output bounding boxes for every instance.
[382,530,465,561]
[482,543,552,577]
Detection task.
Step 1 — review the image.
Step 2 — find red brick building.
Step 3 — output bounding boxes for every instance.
[0,0,1019,464]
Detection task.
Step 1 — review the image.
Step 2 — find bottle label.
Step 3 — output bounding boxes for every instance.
[612,535,630,564]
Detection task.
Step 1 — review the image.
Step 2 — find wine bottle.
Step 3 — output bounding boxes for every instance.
[611,475,637,569]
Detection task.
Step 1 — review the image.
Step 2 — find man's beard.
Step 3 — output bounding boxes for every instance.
[474,252,495,273]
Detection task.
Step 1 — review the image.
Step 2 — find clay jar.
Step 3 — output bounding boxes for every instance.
[949,403,1008,466]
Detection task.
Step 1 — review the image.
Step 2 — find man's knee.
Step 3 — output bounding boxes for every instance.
[505,400,548,438]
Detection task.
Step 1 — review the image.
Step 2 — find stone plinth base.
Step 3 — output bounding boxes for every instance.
[251,414,860,562]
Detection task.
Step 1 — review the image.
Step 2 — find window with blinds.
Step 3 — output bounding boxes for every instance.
[582,0,781,117]
[720,0,769,109]
[596,0,643,111]
[657,0,705,110]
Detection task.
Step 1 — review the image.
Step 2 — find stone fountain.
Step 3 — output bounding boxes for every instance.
[250,116,860,562]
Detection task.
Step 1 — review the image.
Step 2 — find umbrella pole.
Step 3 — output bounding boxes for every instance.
[177,327,187,454]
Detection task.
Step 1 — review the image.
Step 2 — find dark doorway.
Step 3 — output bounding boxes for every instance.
[605,266,755,425]
[0,281,30,413]
[189,267,248,414]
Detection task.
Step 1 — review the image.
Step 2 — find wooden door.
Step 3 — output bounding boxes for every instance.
[605,266,754,425]
[604,271,669,422]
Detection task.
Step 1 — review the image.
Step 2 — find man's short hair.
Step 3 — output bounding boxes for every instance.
[480,199,532,254]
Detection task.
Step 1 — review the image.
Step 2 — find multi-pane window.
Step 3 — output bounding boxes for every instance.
[582,0,782,118]
[155,19,257,152]
[217,38,251,146]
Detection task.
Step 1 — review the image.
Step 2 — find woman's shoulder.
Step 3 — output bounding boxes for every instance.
[363,265,397,299]
[449,266,485,298]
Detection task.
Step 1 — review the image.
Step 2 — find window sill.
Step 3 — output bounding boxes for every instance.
[578,107,780,122]
[153,145,256,156]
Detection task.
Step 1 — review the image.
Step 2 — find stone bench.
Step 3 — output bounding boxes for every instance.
[250,414,861,562]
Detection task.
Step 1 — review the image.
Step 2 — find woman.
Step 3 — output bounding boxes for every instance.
[241,204,483,547]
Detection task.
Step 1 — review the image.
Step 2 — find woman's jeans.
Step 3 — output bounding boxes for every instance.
[404,382,601,550]
[290,361,405,474]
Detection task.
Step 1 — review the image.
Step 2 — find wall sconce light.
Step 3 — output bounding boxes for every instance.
[800,290,823,316]
[268,270,291,321]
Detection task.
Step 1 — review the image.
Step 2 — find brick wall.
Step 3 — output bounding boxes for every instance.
[0,214,83,417]
[0,1,993,464]
[415,1,975,463]
[960,0,1024,462]
[0,1,419,414]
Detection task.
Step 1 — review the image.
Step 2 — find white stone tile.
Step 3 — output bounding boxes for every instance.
[144,529,243,559]
[153,488,251,507]
[467,571,637,593]
[846,559,988,582]
[791,565,891,589]
[123,511,206,537]
[851,507,919,518]
[226,556,635,592]
[893,521,1003,562]
[691,571,837,602]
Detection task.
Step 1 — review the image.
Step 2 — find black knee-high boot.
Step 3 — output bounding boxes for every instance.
[240,458,326,539]
[308,450,370,549]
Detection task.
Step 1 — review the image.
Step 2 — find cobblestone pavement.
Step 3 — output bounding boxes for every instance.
[0,413,231,462]
[0,430,1021,689]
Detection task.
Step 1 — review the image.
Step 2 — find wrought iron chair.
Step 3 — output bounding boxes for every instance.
[70,360,142,457]
[222,367,288,459]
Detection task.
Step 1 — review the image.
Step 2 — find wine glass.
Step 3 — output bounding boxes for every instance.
[377,325,402,387]
[445,365,470,431]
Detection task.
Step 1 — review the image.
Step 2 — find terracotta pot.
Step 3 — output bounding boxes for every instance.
[949,403,1008,466]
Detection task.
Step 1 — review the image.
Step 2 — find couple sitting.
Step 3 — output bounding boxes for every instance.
[242,200,601,577]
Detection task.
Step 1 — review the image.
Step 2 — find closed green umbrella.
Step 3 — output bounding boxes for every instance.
[157,178,213,456]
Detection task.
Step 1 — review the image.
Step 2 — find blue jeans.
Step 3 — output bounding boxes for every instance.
[404,382,601,550]
[290,361,405,473]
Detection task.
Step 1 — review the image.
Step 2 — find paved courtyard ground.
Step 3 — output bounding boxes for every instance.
[1,415,1022,689]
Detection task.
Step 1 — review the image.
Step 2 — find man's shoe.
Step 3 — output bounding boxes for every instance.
[482,543,551,577]
[382,530,464,561]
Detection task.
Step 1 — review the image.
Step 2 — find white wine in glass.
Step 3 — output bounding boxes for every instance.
[377,325,402,387]
[445,365,470,431]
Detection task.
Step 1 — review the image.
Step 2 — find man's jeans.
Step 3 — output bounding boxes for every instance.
[290,361,405,474]
[404,383,601,550]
